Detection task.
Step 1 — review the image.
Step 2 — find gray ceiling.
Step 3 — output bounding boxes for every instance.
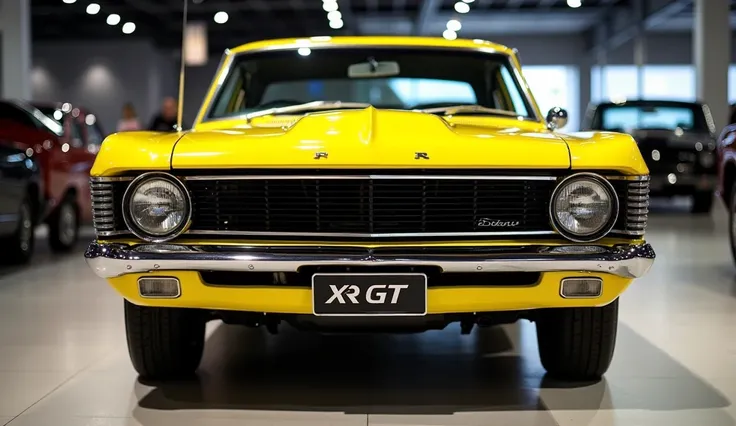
[30,0,736,52]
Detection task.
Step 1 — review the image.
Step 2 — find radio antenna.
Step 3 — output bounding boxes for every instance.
[176,0,189,132]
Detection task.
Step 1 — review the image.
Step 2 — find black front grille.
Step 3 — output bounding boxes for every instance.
[186,177,557,236]
[638,138,698,173]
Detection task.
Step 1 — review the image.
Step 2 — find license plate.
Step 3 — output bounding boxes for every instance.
[311,273,427,316]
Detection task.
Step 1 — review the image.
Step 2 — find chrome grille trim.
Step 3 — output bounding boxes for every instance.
[90,181,116,233]
[612,178,649,236]
[181,174,559,181]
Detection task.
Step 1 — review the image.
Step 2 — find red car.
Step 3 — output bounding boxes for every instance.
[0,100,103,251]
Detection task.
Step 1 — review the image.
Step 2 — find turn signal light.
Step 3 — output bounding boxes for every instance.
[560,278,602,298]
[138,277,181,298]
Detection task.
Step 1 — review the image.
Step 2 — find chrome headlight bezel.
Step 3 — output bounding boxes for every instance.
[122,172,192,243]
[549,172,619,243]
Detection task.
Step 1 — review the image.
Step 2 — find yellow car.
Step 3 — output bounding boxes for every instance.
[85,36,655,381]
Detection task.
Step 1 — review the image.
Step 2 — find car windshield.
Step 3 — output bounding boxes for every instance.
[596,104,709,133]
[206,47,536,121]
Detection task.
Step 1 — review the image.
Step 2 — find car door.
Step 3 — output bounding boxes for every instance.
[0,104,39,235]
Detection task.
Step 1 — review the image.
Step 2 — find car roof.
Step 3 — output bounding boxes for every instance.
[230,36,514,56]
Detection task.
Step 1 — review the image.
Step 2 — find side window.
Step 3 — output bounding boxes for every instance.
[70,119,85,148]
[87,122,104,145]
[210,66,246,118]
[497,66,530,117]
[0,103,39,129]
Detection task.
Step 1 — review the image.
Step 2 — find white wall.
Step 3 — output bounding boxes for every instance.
[31,40,177,134]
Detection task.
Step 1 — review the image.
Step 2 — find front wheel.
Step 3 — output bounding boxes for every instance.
[124,300,206,380]
[0,198,34,264]
[48,196,79,252]
[691,191,713,214]
[535,299,618,381]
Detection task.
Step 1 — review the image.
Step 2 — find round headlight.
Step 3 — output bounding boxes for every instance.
[123,173,191,242]
[550,173,618,242]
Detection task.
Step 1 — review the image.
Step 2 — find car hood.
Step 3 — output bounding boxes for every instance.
[172,107,571,169]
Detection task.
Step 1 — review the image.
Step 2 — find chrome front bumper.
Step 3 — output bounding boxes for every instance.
[85,242,655,280]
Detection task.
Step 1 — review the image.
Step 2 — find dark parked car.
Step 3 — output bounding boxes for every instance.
[0,100,102,252]
[0,143,42,264]
[583,100,717,213]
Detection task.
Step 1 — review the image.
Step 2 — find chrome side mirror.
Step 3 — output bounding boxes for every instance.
[546,107,568,130]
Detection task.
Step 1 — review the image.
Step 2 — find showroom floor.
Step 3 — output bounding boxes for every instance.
[0,198,734,426]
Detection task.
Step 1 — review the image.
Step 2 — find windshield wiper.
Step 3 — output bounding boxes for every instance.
[417,105,522,118]
[244,101,372,123]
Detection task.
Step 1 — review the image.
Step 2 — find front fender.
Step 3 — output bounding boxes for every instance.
[561,131,649,176]
[90,131,185,177]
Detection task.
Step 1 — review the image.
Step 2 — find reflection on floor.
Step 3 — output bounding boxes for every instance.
[0,199,735,425]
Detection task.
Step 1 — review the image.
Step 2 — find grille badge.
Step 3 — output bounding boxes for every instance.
[477,218,520,228]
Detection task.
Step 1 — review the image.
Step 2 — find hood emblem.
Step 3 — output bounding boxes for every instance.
[415,152,429,160]
[314,152,328,160]
[477,218,520,228]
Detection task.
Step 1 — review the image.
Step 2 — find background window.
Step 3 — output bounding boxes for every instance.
[591,65,696,104]
[522,65,580,131]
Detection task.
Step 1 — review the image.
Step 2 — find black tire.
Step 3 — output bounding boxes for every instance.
[691,191,713,214]
[124,300,206,380]
[48,195,79,252]
[0,198,34,265]
[535,299,619,381]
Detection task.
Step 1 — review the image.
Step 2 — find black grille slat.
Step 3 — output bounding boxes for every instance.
[187,177,558,236]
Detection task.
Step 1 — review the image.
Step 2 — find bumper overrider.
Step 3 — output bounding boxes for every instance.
[85,242,655,313]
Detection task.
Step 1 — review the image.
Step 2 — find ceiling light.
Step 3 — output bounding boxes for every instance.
[329,19,344,29]
[214,11,229,24]
[446,19,462,31]
[298,47,311,56]
[443,29,457,40]
[567,0,582,7]
[122,22,136,34]
[86,3,100,14]
[62,0,76,3]
[454,2,470,13]
[327,10,342,21]
[323,1,339,12]
[106,13,120,25]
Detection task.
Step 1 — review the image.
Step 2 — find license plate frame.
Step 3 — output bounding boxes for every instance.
[311,273,428,317]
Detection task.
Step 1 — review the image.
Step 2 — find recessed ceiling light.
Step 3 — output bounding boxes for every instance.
[329,19,344,29]
[327,10,342,21]
[443,29,457,40]
[62,0,76,4]
[446,19,462,31]
[567,0,582,7]
[106,13,120,25]
[323,1,339,12]
[298,47,312,56]
[454,2,470,13]
[86,3,100,14]
[122,22,136,34]
[214,11,229,24]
